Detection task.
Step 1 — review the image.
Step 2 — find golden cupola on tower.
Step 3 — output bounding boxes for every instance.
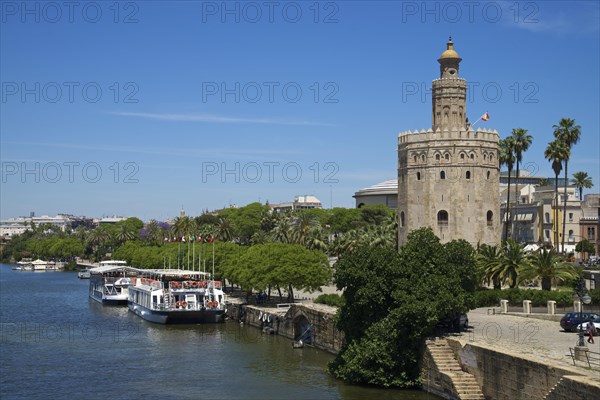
[438,36,461,60]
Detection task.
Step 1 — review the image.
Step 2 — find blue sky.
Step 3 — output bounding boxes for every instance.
[1,1,599,220]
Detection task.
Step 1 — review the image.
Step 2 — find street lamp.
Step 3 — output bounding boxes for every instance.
[574,278,592,347]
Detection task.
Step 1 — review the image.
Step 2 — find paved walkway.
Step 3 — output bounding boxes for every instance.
[464,308,600,373]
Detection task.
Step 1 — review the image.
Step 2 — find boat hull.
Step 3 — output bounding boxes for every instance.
[128,302,225,324]
[89,292,128,306]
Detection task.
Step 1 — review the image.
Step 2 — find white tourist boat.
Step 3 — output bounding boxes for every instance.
[31,259,51,271]
[89,261,138,305]
[128,269,227,324]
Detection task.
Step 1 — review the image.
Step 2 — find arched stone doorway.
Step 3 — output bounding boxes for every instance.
[293,314,313,345]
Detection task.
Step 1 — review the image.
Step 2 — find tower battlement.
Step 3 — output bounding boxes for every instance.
[398,128,499,144]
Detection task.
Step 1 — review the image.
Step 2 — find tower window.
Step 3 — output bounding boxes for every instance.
[487,171,491,179]
[444,153,450,161]
[437,210,449,226]
[466,171,471,180]
[545,212,550,223]
[413,155,418,163]
[400,212,405,227]
[460,153,465,160]
[470,153,475,160]
[487,210,494,226]
[421,155,426,162]
[440,171,446,180]
[435,154,441,161]
[483,154,487,161]
[568,230,575,242]
[416,172,421,181]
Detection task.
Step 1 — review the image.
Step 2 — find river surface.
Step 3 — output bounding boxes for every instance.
[0,264,439,400]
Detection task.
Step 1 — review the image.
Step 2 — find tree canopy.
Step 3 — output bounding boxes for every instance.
[329,228,477,388]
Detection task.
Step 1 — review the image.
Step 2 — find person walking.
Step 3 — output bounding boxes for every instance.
[587,319,595,345]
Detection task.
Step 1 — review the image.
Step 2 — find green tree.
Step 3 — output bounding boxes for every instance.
[330,228,476,388]
[477,244,502,289]
[520,249,577,290]
[575,239,596,258]
[571,171,593,201]
[553,118,581,253]
[544,139,569,252]
[494,240,530,288]
[222,242,331,301]
[499,137,515,241]
[510,128,533,239]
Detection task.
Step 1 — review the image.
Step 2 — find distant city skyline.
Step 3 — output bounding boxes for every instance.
[2,2,599,220]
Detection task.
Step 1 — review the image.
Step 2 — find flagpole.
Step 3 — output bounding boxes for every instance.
[192,237,195,271]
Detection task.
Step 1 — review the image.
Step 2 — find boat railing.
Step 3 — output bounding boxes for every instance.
[138,278,162,289]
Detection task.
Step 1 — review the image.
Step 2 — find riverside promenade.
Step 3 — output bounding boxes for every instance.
[465,307,599,371]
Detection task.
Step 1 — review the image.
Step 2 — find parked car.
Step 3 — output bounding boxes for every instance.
[576,316,600,336]
[560,312,600,332]
[437,312,469,332]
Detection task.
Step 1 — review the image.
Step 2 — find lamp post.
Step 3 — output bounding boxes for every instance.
[574,277,592,347]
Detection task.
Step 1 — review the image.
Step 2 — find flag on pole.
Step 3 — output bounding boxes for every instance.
[481,112,490,121]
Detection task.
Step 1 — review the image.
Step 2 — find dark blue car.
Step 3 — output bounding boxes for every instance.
[560,312,599,332]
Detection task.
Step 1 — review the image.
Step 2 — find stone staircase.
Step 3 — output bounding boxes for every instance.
[426,339,485,400]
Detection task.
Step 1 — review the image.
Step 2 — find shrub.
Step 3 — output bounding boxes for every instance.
[314,293,345,308]
[474,288,585,308]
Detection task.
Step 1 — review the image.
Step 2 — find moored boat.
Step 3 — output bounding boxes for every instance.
[78,269,91,279]
[128,269,226,324]
[89,261,138,305]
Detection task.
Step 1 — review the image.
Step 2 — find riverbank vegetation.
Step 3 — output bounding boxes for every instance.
[329,228,478,388]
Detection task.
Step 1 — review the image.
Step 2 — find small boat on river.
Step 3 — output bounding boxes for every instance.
[89,261,138,305]
[128,269,226,324]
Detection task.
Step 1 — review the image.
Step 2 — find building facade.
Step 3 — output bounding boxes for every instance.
[397,38,500,247]
[353,180,398,209]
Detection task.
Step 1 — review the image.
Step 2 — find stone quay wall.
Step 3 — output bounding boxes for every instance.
[226,302,344,354]
[445,338,600,400]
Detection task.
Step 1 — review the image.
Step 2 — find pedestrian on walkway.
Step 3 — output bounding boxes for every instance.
[587,319,595,345]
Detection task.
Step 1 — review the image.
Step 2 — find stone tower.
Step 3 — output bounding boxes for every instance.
[397,38,500,247]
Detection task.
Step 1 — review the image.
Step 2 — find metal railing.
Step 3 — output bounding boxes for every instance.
[568,347,600,368]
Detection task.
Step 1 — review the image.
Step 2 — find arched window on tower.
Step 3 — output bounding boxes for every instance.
[466,171,471,180]
[487,171,491,179]
[440,171,446,180]
[416,172,421,181]
[460,153,465,160]
[487,210,494,226]
[436,154,441,161]
[444,153,450,161]
[437,210,449,226]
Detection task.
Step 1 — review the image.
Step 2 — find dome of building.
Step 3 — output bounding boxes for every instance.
[439,36,460,59]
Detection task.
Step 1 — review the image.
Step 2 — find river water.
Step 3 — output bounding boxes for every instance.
[0,264,439,400]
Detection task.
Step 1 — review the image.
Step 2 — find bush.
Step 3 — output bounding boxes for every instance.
[474,288,586,308]
[314,293,345,308]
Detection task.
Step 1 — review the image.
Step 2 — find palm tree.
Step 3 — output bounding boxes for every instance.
[272,218,292,244]
[520,249,577,290]
[114,224,136,244]
[544,140,568,253]
[510,128,533,240]
[216,217,234,242]
[477,244,502,289]
[290,212,319,245]
[571,171,593,201]
[499,137,515,241]
[553,118,581,254]
[146,220,165,245]
[494,240,530,288]
[536,178,550,187]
